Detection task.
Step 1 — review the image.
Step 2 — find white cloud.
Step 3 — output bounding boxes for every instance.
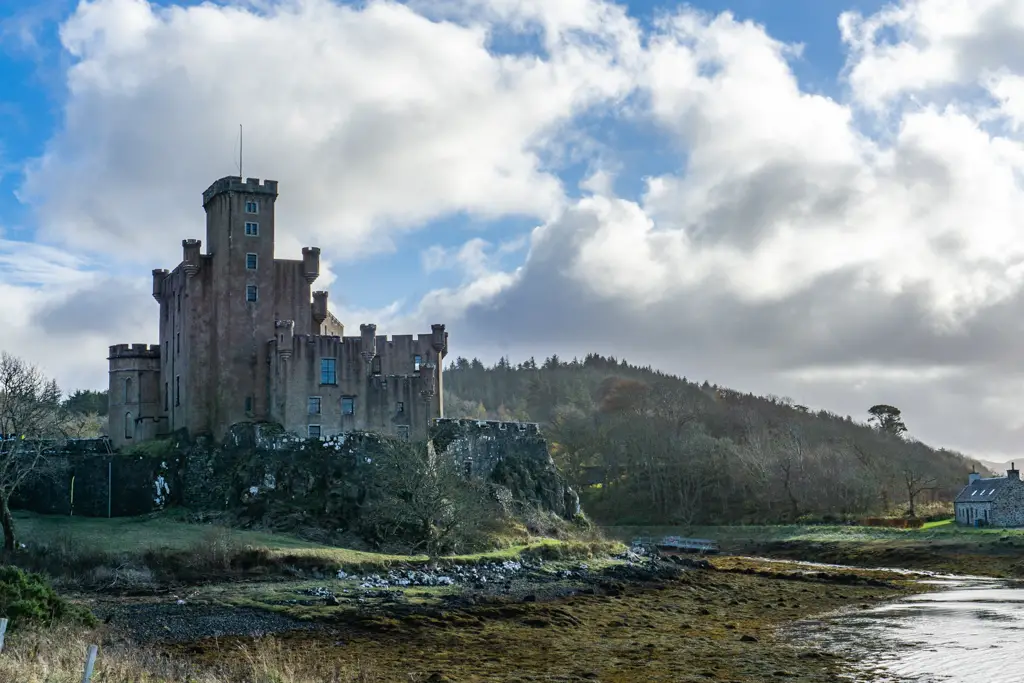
[8,0,1024,460]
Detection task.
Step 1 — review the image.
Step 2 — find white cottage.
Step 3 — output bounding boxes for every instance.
[953,463,1024,527]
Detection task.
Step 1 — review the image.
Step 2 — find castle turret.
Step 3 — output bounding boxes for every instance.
[182,239,202,277]
[152,269,168,301]
[302,247,320,284]
[108,343,162,450]
[312,291,328,331]
[275,320,295,360]
[431,324,447,357]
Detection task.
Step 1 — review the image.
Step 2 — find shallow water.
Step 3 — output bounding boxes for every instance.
[789,577,1024,682]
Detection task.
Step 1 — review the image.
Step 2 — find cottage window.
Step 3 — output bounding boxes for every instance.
[245,222,259,236]
[308,424,321,438]
[341,396,355,416]
[320,358,337,385]
[308,397,322,415]
[245,200,259,214]
[246,285,258,302]
[246,253,258,270]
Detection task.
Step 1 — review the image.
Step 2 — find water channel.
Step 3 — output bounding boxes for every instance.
[788,574,1024,682]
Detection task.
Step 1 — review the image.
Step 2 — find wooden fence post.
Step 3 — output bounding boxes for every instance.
[81,644,98,682]
[0,618,7,653]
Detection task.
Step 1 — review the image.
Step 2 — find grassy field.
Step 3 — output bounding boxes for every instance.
[604,519,1024,577]
[12,511,621,588]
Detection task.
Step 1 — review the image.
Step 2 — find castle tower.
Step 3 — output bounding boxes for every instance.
[108,344,162,449]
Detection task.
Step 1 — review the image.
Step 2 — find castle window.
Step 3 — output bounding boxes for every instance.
[245,222,259,236]
[341,396,355,416]
[396,425,409,441]
[125,412,133,440]
[397,401,404,414]
[245,199,259,214]
[245,396,253,413]
[371,356,381,375]
[164,382,168,411]
[320,358,337,385]
[176,332,180,353]
[175,375,180,406]
[246,285,258,302]
[413,355,422,373]
[308,397,321,415]
[308,424,321,438]
[177,291,181,312]
[246,253,258,270]
[124,377,132,403]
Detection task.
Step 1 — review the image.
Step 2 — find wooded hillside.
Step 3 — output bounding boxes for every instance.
[443,354,979,525]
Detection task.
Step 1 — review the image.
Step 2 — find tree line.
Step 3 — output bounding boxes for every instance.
[443,353,980,525]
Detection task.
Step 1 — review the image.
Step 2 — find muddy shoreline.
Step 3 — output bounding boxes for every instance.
[69,555,927,682]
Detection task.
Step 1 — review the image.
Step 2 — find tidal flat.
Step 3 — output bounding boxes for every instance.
[48,557,925,682]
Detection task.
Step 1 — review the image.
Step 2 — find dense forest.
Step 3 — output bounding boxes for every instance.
[443,354,980,525]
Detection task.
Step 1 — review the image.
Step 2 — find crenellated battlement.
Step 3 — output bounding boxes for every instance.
[202,176,279,207]
[108,343,161,359]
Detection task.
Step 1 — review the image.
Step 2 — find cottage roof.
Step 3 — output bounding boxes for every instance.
[954,475,1020,503]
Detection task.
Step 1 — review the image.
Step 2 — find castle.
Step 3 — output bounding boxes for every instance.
[107,176,448,449]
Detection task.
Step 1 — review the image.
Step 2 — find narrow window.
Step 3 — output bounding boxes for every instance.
[175,375,181,406]
[245,396,253,413]
[246,253,258,270]
[177,291,181,312]
[176,332,180,353]
[341,396,355,416]
[125,412,133,440]
[396,401,404,414]
[246,285,258,302]
[245,199,259,214]
[308,397,321,415]
[320,358,337,385]
[371,356,381,375]
[164,382,168,411]
[245,221,259,236]
[413,354,422,373]
[308,424,321,438]
[124,377,132,403]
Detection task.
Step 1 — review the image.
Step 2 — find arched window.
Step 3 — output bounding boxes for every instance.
[124,377,133,403]
[125,412,134,440]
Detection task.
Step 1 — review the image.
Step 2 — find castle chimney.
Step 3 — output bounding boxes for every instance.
[312,291,328,329]
[359,323,377,366]
[182,239,202,278]
[302,247,320,284]
[152,269,169,301]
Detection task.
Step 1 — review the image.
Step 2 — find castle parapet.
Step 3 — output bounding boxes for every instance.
[108,343,161,360]
[202,176,279,207]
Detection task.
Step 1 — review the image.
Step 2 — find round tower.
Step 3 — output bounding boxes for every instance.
[108,343,162,450]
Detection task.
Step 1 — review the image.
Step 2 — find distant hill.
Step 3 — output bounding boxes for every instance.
[443,353,981,525]
[977,460,1017,477]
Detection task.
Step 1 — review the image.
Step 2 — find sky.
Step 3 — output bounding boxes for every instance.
[2,0,1024,461]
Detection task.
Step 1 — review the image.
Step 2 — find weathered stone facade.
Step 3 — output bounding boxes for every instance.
[108,176,447,448]
[954,465,1024,527]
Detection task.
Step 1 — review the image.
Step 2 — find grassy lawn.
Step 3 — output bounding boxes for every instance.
[14,510,620,579]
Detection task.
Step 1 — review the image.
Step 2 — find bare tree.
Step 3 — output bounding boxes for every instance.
[902,468,937,518]
[0,352,65,551]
